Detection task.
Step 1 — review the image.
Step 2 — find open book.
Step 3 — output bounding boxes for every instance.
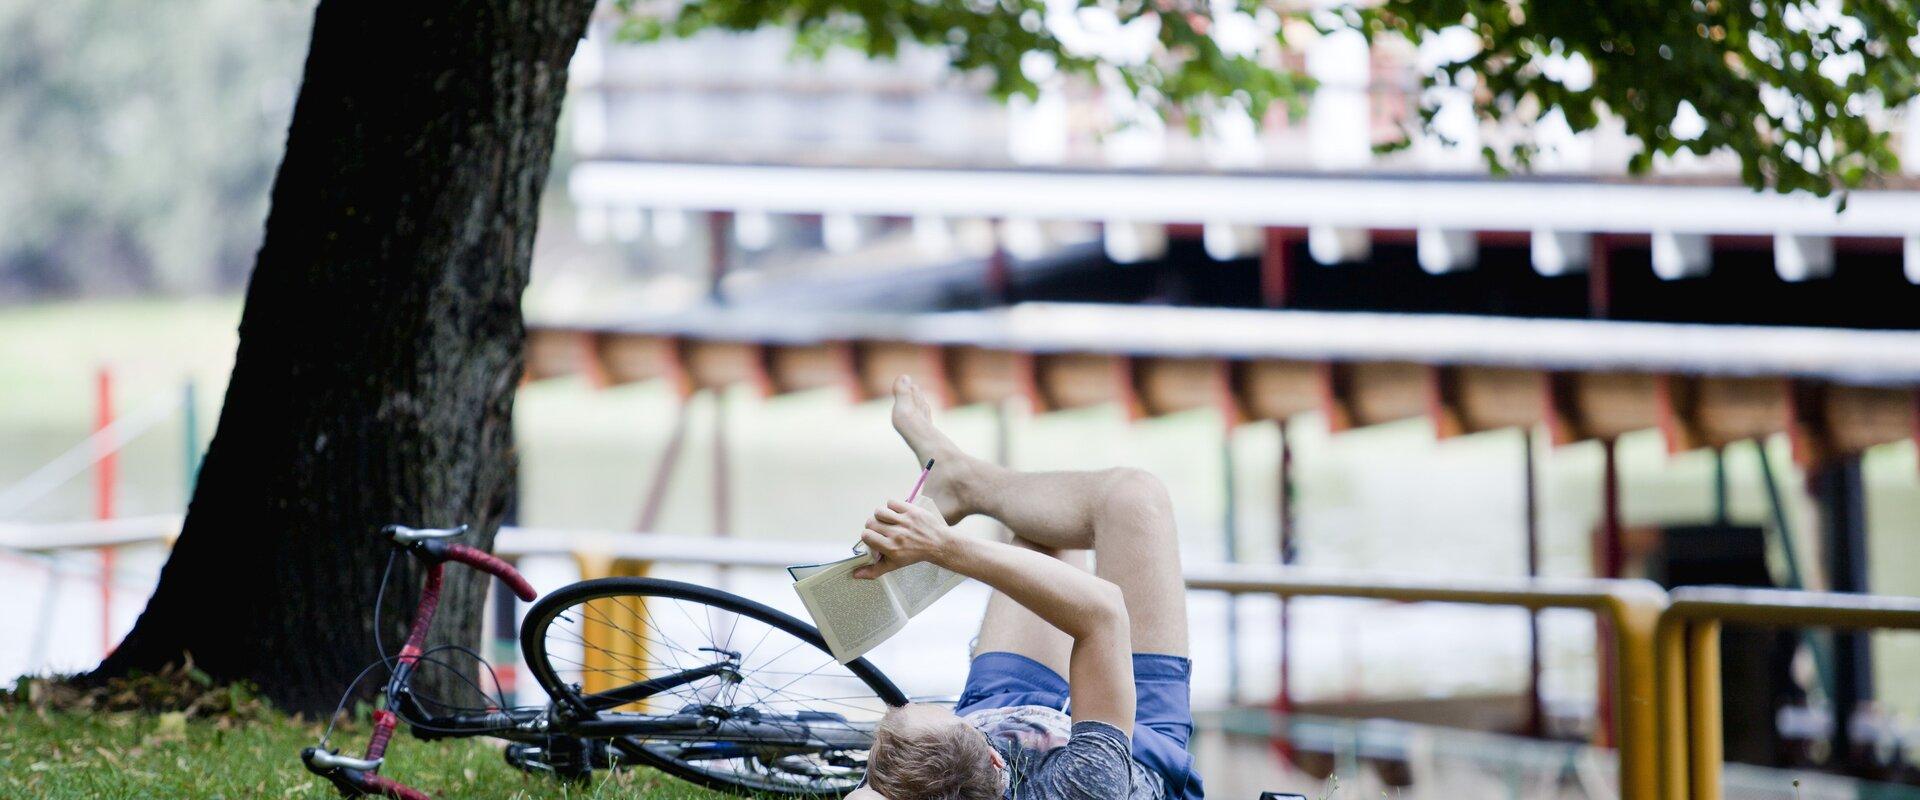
[789,496,967,663]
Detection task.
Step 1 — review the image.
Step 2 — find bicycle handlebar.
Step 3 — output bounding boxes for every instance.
[436,542,537,602]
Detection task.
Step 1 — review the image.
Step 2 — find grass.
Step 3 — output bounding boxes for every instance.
[0,706,733,800]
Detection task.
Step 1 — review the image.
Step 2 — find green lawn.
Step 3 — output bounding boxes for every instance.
[0,707,731,800]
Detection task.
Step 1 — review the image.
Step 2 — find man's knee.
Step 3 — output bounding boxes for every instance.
[1099,467,1175,533]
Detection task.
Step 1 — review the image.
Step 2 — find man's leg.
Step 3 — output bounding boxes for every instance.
[890,376,1189,657]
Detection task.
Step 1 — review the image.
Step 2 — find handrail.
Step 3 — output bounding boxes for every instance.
[1656,586,1920,800]
[1185,562,1667,800]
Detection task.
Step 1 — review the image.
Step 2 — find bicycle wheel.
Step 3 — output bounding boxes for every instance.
[520,577,907,797]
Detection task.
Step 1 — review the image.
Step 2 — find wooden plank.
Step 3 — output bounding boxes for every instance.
[525,328,599,383]
[1230,359,1323,422]
[944,347,1033,408]
[1134,357,1234,419]
[1688,377,1789,447]
[1825,386,1918,454]
[681,340,768,394]
[854,341,950,404]
[1034,353,1132,414]
[1791,383,1918,465]
[1547,371,1663,444]
[763,342,855,398]
[1436,366,1549,437]
[1326,362,1431,431]
[597,333,685,391]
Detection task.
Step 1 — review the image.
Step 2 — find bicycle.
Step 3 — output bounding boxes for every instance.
[301,524,907,799]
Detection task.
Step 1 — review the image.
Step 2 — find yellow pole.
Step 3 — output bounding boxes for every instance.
[1610,591,1665,800]
[1179,566,1668,800]
[1655,614,1691,800]
[1687,620,1724,800]
[570,554,651,698]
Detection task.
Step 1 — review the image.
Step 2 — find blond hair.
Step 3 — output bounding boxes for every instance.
[866,705,1004,800]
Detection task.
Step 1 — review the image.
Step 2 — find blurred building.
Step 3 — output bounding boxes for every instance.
[552,17,1920,329]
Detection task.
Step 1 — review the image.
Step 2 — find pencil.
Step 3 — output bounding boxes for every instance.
[905,459,935,502]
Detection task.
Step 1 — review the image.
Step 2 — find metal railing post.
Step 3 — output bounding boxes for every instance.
[1687,620,1723,800]
[1656,587,1920,800]
[1181,565,1668,800]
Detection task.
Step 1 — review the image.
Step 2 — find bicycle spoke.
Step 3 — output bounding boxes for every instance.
[527,581,892,795]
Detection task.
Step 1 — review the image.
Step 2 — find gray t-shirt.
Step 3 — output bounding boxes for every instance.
[964,705,1165,800]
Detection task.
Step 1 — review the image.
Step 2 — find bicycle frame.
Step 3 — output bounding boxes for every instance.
[302,526,877,799]
[302,526,540,800]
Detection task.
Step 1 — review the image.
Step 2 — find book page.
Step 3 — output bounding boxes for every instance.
[792,555,907,663]
[883,560,968,618]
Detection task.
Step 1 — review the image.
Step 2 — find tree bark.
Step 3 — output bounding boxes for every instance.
[90,0,596,714]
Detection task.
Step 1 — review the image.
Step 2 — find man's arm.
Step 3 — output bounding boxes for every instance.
[855,499,1135,732]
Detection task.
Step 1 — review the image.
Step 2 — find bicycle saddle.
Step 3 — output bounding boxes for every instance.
[383,524,470,545]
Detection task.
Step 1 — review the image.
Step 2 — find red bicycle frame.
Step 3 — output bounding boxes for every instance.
[302,525,536,800]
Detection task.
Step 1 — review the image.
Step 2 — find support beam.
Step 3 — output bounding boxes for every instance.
[1588,234,1614,318]
[707,210,731,302]
[1594,438,1624,748]
[822,211,871,253]
[1104,220,1168,264]
[734,209,774,251]
[608,205,645,243]
[1259,228,1295,308]
[652,208,689,247]
[1533,229,1592,276]
[999,217,1049,260]
[1811,457,1872,769]
[1203,222,1262,261]
[1523,428,1545,737]
[912,214,954,257]
[1651,231,1711,280]
[1417,227,1478,274]
[1774,234,1834,282]
[1307,225,1370,265]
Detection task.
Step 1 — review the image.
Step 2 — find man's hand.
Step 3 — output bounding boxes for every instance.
[852,497,952,579]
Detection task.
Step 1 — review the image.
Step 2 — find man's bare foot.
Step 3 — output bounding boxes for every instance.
[889,375,978,522]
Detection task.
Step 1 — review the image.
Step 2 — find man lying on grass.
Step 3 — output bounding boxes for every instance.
[848,376,1203,800]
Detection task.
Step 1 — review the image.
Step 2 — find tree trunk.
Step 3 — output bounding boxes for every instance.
[90,0,596,714]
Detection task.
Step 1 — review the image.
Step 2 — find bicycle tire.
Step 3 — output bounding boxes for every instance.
[520,577,907,797]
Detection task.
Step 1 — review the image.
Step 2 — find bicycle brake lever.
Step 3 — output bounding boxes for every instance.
[383,524,470,546]
[303,746,385,773]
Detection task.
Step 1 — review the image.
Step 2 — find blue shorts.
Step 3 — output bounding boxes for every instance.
[954,651,1205,800]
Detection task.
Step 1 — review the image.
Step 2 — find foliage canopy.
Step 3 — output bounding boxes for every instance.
[622,0,1920,195]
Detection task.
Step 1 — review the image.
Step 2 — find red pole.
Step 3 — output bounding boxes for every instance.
[1587,234,1612,319]
[1260,228,1292,308]
[1593,438,1623,747]
[94,367,117,656]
